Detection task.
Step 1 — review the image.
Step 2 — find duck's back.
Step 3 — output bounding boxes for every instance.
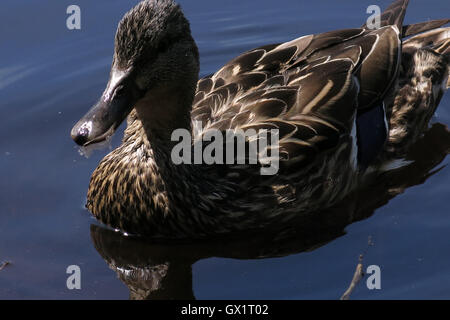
[191,25,404,173]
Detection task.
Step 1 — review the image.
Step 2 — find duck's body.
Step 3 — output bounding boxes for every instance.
[72,0,449,238]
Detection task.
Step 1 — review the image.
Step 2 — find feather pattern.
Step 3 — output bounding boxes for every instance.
[191,25,402,171]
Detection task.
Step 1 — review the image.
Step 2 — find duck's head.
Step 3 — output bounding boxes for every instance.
[71,0,199,146]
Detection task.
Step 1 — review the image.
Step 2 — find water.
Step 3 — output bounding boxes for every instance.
[0,0,449,299]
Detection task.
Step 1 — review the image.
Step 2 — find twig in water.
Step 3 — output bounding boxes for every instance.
[340,254,364,300]
[340,236,374,300]
[0,261,11,271]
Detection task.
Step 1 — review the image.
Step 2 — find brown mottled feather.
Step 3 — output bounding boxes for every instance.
[192,24,402,166]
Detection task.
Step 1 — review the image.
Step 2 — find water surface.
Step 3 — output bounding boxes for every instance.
[0,0,449,299]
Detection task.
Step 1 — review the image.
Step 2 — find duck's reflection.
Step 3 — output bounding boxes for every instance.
[90,123,450,300]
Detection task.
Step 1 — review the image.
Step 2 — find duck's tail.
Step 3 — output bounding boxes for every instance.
[361,0,449,166]
[402,19,450,38]
[403,27,450,88]
[383,27,449,160]
[362,0,409,31]
[365,0,450,89]
[363,0,449,42]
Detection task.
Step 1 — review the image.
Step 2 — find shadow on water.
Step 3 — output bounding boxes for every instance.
[90,123,450,300]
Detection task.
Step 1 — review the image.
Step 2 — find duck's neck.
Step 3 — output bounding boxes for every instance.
[134,84,193,142]
[115,85,234,237]
[128,82,201,184]
[131,82,203,183]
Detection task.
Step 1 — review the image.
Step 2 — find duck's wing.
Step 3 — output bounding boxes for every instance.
[192,1,416,169]
[192,26,402,169]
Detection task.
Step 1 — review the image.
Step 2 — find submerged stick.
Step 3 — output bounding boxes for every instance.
[340,255,364,300]
[340,236,374,300]
[0,261,11,271]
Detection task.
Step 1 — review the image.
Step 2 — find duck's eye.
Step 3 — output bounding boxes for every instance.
[114,85,125,98]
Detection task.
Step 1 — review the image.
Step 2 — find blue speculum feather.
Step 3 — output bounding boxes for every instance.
[356,103,388,168]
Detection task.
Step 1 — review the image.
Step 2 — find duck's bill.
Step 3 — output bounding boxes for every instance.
[71,98,129,147]
[71,68,141,147]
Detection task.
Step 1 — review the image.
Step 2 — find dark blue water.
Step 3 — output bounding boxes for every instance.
[0,0,449,299]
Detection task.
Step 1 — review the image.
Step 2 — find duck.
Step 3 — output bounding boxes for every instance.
[71,0,450,239]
